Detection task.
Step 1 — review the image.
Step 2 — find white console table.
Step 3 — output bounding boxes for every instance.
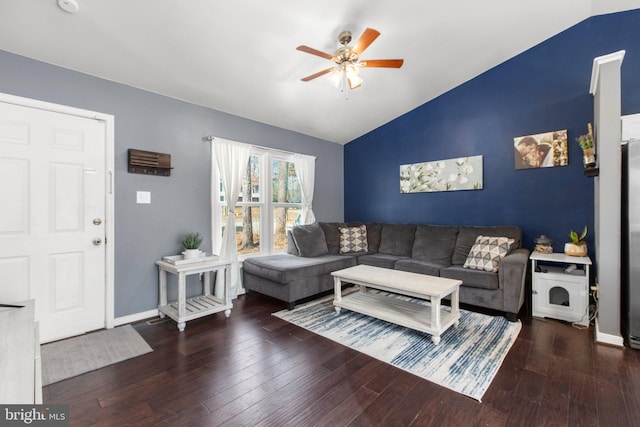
[530,252,591,326]
[156,258,232,331]
[0,300,42,404]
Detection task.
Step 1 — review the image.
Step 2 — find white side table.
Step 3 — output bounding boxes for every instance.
[156,258,232,331]
[530,252,591,326]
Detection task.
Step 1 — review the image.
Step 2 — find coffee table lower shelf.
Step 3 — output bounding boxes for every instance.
[334,291,458,344]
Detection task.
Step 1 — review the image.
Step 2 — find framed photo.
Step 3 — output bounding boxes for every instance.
[514,130,568,170]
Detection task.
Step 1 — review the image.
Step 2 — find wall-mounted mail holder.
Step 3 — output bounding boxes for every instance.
[128,149,173,176]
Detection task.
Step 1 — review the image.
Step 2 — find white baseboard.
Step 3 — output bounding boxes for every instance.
[114,309,159,327]
[113,292,243,328]
[595,318,624,346]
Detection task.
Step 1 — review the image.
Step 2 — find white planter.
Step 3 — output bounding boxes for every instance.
[182,249,201,260]
[564,243,588,257]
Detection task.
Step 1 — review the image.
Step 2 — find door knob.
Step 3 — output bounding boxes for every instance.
[93,218,102,225]
[93,238,103,246]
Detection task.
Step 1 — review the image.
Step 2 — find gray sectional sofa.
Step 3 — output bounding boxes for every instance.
[242,222,530,321]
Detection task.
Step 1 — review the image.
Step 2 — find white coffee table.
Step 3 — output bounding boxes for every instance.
[331,264,462,344]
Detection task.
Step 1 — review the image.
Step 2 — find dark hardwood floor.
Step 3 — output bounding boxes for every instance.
[44,292,640,426]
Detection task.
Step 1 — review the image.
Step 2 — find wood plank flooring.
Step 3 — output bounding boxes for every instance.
[43,292,640,426]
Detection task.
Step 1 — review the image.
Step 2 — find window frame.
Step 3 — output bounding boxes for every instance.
[212,146,302,260]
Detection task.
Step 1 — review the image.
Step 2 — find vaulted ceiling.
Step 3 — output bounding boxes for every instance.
[1,1,639,144]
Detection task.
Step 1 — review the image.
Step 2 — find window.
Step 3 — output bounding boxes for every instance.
[214,149,302,258]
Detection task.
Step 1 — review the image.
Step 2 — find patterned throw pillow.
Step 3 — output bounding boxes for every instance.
[339,225,368,254]
[463,235,515,272]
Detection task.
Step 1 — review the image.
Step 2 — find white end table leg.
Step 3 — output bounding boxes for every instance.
[177,272,186,331]
[158,268,167,318]
[203,271,212,296]
[177,322,186,332]
[333,276,342,314]
[431,335,441,345]
[224,265,232,307]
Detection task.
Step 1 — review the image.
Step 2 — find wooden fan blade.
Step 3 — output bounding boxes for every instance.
[300,67,333,81]
[296,45,333,60]
[360,59,404,68]
[351,28,381,56]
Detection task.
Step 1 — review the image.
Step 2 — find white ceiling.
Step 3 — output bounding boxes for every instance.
[1,1,639,145]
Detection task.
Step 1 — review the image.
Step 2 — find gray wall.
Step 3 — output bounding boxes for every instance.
[0,50,344,318]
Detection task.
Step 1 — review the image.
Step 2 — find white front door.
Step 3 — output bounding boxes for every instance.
[0,100,107,343]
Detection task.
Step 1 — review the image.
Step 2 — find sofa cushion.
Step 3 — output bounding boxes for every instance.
[452,226,522,265]
[411,225,458,264]
[286,230,299,256]
[291,224,328,257]
[358,253,409,269]
[463,235,515,272]
[440,265,500,290]
[365,222,383,252]
[378,224,416,257]
[242,254,356,284]
[319,222,366,255]
[339,224,369,253]
[318,222,341,255]
[394,258,447,276]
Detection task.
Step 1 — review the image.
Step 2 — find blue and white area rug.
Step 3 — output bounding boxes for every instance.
[274,291,521,401]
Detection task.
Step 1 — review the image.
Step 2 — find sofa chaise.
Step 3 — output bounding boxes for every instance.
[242,222,529,321]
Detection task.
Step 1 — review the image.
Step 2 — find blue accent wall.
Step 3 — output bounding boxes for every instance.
[345,9,640,255]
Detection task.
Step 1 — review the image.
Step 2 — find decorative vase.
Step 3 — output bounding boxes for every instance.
[582,147,596,168]
[564,242,587,257]
[182,249,201,260]
[534,235,553,254]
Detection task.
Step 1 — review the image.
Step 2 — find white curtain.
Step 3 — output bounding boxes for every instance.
[213,138,252,298]
[293,153,316,224]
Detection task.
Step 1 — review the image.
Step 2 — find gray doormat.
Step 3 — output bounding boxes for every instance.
[41,324,153,385]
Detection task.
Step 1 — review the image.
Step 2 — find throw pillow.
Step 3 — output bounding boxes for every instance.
[463,235,515,272]
[291,224,328,257]
[339,225,368,254]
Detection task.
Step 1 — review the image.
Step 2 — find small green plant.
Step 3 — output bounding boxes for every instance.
[569,226,588,246]
[181,232,202,250]
[576,123,594,150]
[576,134,593,150]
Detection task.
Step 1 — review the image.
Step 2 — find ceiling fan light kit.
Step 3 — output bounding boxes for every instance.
[297,27,403,92]
[57,0,79,14]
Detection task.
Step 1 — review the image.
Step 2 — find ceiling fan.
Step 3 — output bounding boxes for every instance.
[296,28,404,90]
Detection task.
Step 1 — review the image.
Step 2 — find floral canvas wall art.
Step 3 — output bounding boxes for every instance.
[400,155,483,193]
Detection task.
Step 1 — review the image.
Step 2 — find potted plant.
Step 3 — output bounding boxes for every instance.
[576,123,596,168]
[181,232,203,259]
[564,226,588,257]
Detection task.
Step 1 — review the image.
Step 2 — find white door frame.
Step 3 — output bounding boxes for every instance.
[0,92,115,329]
